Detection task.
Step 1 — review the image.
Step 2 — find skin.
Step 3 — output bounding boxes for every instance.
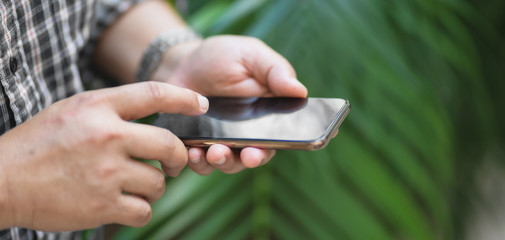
[0,83,209,230]
[0,0,308,231]
[157,35,307,174]
[94,0,307,175]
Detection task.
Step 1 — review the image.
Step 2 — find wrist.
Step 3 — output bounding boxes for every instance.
[151,39,202,86]
[136,29,202,83]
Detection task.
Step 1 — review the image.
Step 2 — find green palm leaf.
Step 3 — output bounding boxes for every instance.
[113,0,501,239]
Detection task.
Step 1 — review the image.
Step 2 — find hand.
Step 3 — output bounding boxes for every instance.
[153,35,308,175]
[0,82,208,230]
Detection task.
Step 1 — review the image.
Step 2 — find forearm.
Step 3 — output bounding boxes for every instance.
[0,158,13,228]
[94,0,189,84]
[0,132,20,229]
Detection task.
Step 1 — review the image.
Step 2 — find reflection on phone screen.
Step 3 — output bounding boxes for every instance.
[154,97,348,142]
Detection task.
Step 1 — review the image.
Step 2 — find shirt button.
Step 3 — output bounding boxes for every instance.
[9,57,18,74]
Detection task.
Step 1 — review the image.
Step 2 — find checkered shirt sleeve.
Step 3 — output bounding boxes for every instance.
[79,0,146,86]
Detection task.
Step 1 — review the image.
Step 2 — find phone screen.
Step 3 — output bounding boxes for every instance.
[153,97,350,150]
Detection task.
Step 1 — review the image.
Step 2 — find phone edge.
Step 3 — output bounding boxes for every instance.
[182,99,351,151]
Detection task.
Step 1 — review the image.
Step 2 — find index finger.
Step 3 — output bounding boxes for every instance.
[100,82,209,120]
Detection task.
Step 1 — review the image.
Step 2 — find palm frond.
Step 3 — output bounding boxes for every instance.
[114,0,502,239]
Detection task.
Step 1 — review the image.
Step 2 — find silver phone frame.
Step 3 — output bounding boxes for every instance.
[180,99,351,151]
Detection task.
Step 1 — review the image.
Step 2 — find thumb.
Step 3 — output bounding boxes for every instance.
[265,64,308,97]
[247,40,307,97]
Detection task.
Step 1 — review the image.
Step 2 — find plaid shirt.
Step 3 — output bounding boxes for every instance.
[0,0,143,239]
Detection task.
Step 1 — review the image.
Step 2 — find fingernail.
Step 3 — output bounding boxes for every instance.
[190,155,201,164]
[198,95,209,112]
[215,157,226,165]
[188,148,201,164]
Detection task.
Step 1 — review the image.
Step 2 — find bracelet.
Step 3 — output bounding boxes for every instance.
[136,29,201,82]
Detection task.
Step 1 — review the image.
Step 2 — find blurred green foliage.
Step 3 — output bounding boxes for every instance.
[114,0,504,239]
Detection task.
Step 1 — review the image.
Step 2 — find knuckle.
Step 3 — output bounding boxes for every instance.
[175,147,189,166]
[161,130,177,153]
[82,127,124,146]
[46,93,101,127]
[73,91,107,108]
[94,162,119,180]
[145,82,165,103]
[88,198,109,214]
[158,131,188,169]
[152,172,166,200]
[95,128,124,143]
[164,131,187,162]
[45,107,75,130]
[48,93,125,146]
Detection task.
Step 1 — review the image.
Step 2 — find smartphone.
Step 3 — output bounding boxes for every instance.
[153,97,350,150]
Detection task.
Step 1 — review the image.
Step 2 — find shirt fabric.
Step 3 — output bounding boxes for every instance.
[0,0,143,239]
